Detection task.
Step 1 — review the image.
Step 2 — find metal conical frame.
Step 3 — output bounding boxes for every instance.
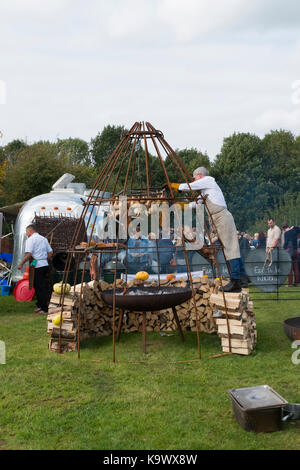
[54,121,233,360]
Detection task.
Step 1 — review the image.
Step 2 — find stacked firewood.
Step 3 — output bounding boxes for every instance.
[210,288,257,355]
[47,292,79,353]
[47,277,256,356]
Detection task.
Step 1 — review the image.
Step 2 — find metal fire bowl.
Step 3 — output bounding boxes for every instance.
[101,286,192,311]
[284,317,300,341]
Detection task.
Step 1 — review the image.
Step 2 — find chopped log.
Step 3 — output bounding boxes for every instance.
[222,346,252,355]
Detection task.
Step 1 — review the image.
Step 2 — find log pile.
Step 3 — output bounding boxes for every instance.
[47,277,257,356]
[210,288,257,355]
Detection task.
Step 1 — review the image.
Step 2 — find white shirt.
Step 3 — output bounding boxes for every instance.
[178,176,227,208]
[266,225,281,248]
[25,232,52,268]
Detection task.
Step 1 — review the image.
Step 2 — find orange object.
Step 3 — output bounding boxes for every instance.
[166,274,176,281]
[53,206,58,210]
[136,271,149,281]
[22,266,30,280]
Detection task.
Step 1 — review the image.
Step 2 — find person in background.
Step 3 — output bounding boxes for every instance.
[127,228,150,273]
[17,224,53,314]
[282,222,300,287]
[253,233,259,249]
[256,232,266,250]
[266,218,281,250]
[237,231,251,260]
[150,230,175,274]
[245,233,254,248]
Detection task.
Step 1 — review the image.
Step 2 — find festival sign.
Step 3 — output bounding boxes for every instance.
[244,248,291,292]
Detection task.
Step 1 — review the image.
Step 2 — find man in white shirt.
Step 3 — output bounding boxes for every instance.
[18,224,53,314]
[266,218,281,249]
[171,167,247,292]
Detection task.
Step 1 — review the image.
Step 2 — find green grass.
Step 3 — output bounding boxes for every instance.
[0,286,300,450]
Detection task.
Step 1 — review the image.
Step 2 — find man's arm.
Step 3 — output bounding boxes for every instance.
[178,178,212,192]
[273,227,282,248]
[17,252,32,270]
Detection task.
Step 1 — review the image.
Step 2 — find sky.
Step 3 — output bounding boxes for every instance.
[0,0,300,160]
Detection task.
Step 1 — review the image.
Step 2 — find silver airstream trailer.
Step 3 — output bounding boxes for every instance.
[11,173,111,282]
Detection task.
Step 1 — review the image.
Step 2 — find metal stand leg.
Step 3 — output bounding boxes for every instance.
[142,311,147,354]
[172,307,184,342]
[116,309,124,343]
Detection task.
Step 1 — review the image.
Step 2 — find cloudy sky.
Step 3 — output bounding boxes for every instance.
[0,0,300,159]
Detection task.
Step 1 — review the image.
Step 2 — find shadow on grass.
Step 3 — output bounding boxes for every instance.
[76,330,222,364]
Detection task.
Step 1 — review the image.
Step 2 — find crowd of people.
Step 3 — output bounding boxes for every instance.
[236,218,300,287]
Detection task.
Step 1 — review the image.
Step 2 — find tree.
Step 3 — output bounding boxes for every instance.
[2,142,69,205]
[0,158,7,205]
[165,148,211,182]
[90,125,126,169]
[2,139,27,165]
[57,137,91,166]
[261,130,299,203]
[71,164,98,189]
[212,133,266,230]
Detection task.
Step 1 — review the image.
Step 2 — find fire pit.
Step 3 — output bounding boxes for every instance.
[283,317,300,341]
[101,286,192,353]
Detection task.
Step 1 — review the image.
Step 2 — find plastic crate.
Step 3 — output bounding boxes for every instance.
[1,285,11,296]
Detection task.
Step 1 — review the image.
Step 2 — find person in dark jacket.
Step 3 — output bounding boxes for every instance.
[237,231,251,261]
[256,232,266,250]
[282,222,300,286]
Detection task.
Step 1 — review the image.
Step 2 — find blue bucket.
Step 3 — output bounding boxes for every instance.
[1,285,11,296]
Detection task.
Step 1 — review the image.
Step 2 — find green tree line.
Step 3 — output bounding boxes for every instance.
[0,126,299,233]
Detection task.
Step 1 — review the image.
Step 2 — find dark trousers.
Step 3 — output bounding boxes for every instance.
[229,258,247,279]
[33,266,49,312]
[288,250,299,286]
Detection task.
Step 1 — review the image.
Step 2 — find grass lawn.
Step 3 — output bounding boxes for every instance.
[0,286,300,450]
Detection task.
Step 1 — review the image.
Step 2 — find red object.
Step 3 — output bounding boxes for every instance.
[14,280,35,302]
[22,266,30,280]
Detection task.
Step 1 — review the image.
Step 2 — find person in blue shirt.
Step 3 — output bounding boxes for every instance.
[150,230,175,274]
[127,229,150,273]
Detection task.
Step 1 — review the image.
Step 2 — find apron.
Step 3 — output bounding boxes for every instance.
[205,199,240,261]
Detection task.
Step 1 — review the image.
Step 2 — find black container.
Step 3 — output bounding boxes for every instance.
[101,286,192,311]
[228,385,288,433]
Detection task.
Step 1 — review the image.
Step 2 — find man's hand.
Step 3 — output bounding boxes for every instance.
[162,183,180,192]
[17,252,31,270]
[170,183,180,192]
